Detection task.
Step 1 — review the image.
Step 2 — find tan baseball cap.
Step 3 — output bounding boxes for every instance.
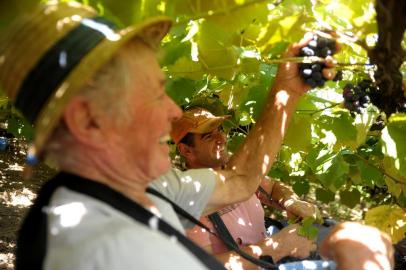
[170,107,230,144]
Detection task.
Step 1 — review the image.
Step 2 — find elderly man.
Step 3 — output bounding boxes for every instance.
[171,107,318,259]
[0,2,394,270]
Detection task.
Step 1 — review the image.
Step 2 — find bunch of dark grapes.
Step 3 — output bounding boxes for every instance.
[342,80,373,114]
[370,115,386,131]
[299,35,342,88]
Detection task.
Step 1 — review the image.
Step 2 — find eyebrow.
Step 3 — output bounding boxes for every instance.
[201,132,212,140]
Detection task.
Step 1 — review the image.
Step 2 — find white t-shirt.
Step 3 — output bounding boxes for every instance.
[44,168,217,270]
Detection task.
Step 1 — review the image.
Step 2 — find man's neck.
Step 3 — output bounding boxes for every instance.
[59,147,155,209]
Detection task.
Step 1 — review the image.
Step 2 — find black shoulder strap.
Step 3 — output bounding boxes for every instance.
[208,212,277,269]
[208,213,239,250]
[146,187,217,236]
[16,173,225,270]
[147,187,278,270]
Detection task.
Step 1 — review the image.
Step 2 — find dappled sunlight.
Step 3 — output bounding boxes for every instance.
[148,216,159,230]
[279,260,334,270]
[249,245,263,256]
[0,252,15,269]
[216,172,226,183]
[265,237,280,249]
[5,163,24,172]
[262,154,270,174]
[180,175,193,183]
[147,205,162,218]
[224,254,243,270]
[283,198,295,208]
[81,18,121,41]
[193,181,201,192]
[237,218,246,226]
[50,202,86,229]
[2,188,35,207]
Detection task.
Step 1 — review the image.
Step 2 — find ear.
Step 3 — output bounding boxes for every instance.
[62,97,105,149]
[178,143,193,159]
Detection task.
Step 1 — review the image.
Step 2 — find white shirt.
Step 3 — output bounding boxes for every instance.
[44,168,217,270]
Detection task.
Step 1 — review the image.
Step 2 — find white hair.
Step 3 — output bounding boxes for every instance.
[43,38,149,166]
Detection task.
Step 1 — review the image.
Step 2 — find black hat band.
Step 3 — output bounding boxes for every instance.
[15,16,117,124]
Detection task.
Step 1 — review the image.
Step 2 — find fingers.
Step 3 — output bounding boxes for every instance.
[286,32,314,57]
[322,68,336,80]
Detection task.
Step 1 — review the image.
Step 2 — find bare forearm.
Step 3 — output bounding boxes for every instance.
[226,87,301,195]
[271,181,298,205]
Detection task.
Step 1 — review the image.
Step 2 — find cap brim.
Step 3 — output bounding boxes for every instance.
[189,115,231,134]
[33,16,172,151]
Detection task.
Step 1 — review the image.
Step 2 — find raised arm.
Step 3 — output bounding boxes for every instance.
[203,35,333,215]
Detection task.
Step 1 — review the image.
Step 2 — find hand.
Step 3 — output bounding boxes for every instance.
[273,33,337,96]
[319,222,394,270]
[284,199,321,221]
[262,224,316,262]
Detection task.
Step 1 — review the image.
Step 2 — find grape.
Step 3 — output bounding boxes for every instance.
[333,70,343,81]
[370,121,385,131]
[302,69,312,78]
[342,81,373,115]
[299,35,339,88]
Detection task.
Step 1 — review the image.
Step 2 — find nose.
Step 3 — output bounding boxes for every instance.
[166,95,182,121]
[214,130,226,144]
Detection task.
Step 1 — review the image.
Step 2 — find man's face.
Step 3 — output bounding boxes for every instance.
[187,127,229,169]
[107,42,181,181]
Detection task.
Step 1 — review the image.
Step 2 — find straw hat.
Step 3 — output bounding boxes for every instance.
[171,107,230,144]
[0,1,171,153]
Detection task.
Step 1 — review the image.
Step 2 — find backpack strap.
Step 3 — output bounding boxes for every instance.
[147,187,278,269]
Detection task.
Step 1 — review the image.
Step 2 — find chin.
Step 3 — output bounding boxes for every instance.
[150,160,171,179]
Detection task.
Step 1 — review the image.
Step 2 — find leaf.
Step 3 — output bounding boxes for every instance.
[160,37,191,67]
[381,113,406,177]
[166,56,204,80]
[353,105,379,147]
[218,83,248,111]
[315,188,335,203]
[283,113,313,152]
[227,132,246,154]
[7,117,34,140]
[365,205,406,244]
[293,179,310,196]
[384,176,404,198]
[356,160,384,187]
[339,189,360,208]
[197,20,239,80]
[298,217,319,240]
[309,150,349,192]
[315,109,358,151]
[165,78,200,106]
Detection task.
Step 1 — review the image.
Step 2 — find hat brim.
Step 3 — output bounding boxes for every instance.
[33,16,172,151]
[173,114,230,144]
[189,115,230,134]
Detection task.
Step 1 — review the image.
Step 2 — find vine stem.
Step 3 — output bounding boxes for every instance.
[354,153,405,185]
[261,56,373,67]
[175,0,284,25]
[295,103,341,115]
[168,56,373,75]
[224,119,249,135]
